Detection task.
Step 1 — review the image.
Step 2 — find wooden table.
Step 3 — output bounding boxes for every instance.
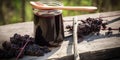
[0,11,120,60]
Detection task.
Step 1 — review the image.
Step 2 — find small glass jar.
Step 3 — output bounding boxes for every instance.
[33,0,63,16]
[33,0,64,47]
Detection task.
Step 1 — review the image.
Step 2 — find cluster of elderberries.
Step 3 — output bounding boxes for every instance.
[66,18,105,37]
[0,33,51,59]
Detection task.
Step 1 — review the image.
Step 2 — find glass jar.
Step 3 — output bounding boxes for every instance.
[33,0,63,16]
[33,0,64,47]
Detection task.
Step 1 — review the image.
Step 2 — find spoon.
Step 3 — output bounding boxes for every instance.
[30,1,97,12]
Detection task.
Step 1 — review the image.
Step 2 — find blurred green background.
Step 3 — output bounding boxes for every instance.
[0,0,120,25]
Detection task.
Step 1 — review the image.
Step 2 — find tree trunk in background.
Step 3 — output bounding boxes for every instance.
[21,0,25,22]
[4,0,14,24]
[110,0,120,10]
[92,0,103,12]
[76,0,81,5]
[0,0,6,25]
[5,0,14,11]
[92,0,120,12]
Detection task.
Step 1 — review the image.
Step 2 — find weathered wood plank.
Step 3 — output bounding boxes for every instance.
[0,11,119,60]
[50,47,120,60]
[0,22,34,48]
[63,11,120,37]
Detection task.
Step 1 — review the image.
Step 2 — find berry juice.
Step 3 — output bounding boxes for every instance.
[33,2,64,46]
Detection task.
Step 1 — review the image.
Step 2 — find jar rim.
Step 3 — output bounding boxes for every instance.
[39,0,63,6]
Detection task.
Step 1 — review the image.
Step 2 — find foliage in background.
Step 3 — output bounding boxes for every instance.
[62,0,92,16]
[0,0,120,25]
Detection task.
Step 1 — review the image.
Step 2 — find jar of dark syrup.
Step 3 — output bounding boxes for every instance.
[33,0,64,47]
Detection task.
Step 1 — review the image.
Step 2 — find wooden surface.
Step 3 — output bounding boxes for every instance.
[63,11,120,37]
[0,11,120,60]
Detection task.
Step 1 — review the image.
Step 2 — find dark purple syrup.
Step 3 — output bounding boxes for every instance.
[34,13,64,47]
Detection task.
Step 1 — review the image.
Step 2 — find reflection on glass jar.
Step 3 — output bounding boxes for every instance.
[33,0,63,16]
[33,0,64,47]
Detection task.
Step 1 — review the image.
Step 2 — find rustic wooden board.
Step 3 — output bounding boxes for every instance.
[50,47,120,60]
[0,11,120,60]
[63,11,120,37]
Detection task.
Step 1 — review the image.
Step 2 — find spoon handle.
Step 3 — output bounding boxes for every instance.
[30,1,97,12]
